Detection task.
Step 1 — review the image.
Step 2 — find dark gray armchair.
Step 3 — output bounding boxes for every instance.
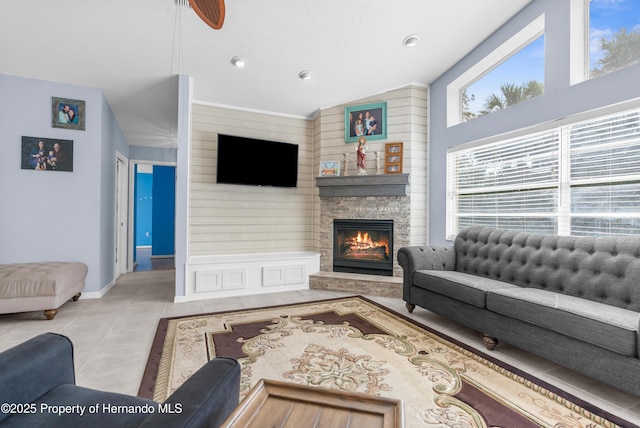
[0,333,240,427]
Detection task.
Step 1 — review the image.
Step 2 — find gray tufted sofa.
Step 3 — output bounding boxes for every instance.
[398,226,640,397]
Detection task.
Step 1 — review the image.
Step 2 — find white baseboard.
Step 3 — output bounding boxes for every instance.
[80,278,116,299]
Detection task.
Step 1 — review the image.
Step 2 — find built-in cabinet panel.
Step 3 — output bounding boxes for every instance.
[185,252,319,299]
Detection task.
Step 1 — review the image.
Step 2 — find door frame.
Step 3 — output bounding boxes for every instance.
[115,151,129,277]
[128,159,177,271]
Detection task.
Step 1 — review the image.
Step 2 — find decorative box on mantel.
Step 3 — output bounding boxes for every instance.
[315,174,409,197]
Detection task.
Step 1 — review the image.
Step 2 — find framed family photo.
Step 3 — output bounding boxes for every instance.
[344,102,387,143]
[21,136,74,172]
[51,96,85,130]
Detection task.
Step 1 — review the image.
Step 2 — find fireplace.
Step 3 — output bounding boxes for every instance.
[333,219,393,276]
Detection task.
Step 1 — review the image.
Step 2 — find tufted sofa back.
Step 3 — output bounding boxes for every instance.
[454,226,640,312]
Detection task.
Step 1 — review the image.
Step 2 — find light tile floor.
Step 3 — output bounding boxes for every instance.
[1,269,639,426]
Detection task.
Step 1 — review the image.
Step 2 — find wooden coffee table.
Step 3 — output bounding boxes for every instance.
[222,379,404,427]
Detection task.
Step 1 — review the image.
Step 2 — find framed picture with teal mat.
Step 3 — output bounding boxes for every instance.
[344,102,387,143]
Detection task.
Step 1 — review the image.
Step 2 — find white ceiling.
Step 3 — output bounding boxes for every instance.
[1,0,532,148]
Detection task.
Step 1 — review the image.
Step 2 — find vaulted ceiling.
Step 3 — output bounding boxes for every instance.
[1,0,532,148]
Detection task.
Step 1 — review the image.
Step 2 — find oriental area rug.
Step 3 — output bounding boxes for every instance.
[140,296,632,428]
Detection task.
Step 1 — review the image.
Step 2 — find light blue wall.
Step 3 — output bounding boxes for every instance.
[100,95,129,288]
[429,0,640,245]
[0,73,128,293]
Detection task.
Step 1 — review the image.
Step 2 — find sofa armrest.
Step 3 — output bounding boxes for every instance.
[0,333,75,423]
[139,357,240,428]
[397,246,455,302]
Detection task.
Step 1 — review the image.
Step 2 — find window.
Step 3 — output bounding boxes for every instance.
[463,35,545,122]
[588,0,640,79]
[447,107,640,239]
[447,14,545,127]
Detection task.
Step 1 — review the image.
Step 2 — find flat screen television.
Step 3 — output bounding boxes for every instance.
[216,134,299,188]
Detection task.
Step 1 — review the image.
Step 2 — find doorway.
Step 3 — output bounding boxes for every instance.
[115,153,129,277]
[132,163,176,271]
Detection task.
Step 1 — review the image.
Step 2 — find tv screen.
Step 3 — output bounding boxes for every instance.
[216,134,299,188]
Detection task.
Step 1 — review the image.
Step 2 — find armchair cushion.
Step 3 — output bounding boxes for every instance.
[0,333,240,428]
[2,385,155,428]
[0,333,74,423]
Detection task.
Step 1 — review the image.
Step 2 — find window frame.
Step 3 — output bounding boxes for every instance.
[446,14,545,127]
[446,105,640,240]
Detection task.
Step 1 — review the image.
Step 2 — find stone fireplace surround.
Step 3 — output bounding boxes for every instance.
[319,195,409,277]
[311,174,410,297]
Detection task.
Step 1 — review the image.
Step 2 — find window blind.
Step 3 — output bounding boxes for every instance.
[447,107,640,239]
[568,109,640,236]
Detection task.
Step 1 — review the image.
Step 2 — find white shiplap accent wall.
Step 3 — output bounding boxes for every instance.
[190,104,314,256]
[312,84,429,247]
[408,85,429,245]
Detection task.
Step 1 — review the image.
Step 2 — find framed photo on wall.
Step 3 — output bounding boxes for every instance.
[51,96,85,130]
[344,101,387,143]
[385,142,403,174]
[21,136,74,172]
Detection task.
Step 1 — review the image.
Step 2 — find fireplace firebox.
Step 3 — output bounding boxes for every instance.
[333,219,393,276]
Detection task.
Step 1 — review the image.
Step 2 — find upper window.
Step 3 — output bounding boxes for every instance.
[446,15,545,127]
[589,0,640,79]
[463,35,544,122]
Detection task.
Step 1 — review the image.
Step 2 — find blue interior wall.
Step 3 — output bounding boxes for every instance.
[151,165,175,256]
[135,171,153,247]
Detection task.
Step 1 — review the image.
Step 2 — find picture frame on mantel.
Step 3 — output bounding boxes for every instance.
[344,102,387,143]
[319,160,341,177]
[51,96,85,131]
[385,142,403,174]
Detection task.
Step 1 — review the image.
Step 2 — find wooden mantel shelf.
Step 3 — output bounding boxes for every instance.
[315,174,409,197]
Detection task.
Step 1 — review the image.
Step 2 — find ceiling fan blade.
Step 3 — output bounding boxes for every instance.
[189,0,225,30]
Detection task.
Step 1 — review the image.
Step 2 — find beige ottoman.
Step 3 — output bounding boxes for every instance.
[0,262,88,320]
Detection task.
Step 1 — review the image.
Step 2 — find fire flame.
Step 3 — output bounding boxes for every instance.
[344,231,389,257]
[351,231,374,249]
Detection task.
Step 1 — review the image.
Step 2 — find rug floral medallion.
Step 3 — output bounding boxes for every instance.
[147,296,629,428]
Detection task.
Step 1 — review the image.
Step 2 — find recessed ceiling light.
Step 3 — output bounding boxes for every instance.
[403,34,420,47]
[298,70,313,80]
[231,56,248,68]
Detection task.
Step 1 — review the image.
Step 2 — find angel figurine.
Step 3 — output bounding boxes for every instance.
[355,136,368,175]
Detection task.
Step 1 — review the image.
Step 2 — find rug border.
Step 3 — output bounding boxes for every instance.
[138,295,636,427]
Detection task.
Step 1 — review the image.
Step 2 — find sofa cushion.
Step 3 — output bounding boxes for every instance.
[414,270,519,308]
[487,288,640,357]
[455,226,640,312]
